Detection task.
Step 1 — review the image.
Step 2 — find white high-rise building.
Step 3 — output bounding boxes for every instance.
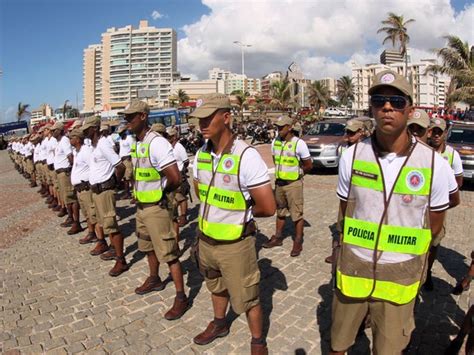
[83,20,178,111]
[351,59,450,110]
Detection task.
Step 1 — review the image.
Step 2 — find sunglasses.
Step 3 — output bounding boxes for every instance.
[370,95,408,110]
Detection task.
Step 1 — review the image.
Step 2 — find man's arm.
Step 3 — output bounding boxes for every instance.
[114,163,126,182]
[430,210,446,236]
[449,190,460,209]
[248,184,276,218]
[301,158,312,174]
[162,163,181,193]
[455,175,463,188]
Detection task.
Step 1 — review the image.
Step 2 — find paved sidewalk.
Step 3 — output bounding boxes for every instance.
[0,149,473,354]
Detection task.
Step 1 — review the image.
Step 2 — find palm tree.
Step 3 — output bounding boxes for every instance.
[308,81,330,112]
[62,100,70,119]
[230,90,250,116]
[337,76,354,107]
[17,102,30,122]
[270,78,292,109]
[377,12,415,78]
[177,89,190,105]
[426,35,474,106]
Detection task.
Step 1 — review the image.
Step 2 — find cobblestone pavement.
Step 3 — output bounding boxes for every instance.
[1,148,473,354]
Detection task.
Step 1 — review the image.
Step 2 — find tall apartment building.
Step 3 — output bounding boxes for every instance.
[208,67,232,81]
[170,79,225,100]
[83,20,178,112]
[380,49,404,65]
[351,60,450,110]
[317,77,337,97]
[261,71,283,99]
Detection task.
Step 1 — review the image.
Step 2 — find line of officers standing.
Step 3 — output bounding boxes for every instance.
[6,68,469,354]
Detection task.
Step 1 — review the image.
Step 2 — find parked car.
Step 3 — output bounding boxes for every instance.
[302,119,347,168]
[447,121,474,181]
[324,107,346,116]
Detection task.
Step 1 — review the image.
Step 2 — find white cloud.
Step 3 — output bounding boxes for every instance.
[151,10,164,20]
[178,0,474,80]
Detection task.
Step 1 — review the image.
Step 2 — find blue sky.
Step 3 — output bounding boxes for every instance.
[0,0,209,122]
[0,0,472,122]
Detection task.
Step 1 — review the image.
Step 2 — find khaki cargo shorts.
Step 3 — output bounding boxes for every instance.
[331,290,416,354]
[122,158,133,181]
[275,179,304,221]
[77,189,97,224]
[26,159,34,174]
[136,204,179,263]
[199,236,260,315]
[92,189,119,235]
[57,171,77,205]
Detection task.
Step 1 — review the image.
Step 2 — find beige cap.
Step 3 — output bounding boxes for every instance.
[190,93,232,118]
[274,115,293,127]
[430,117,447,131]
[368,70,413,103]
[43,123,53,130]
[408,109,430,129]
[151,123,166,134]
[119,100,150,115]
[69,128,84,139]
[81,116,101,131]
[69,120,82,130]
[99,123,110,132]
[345,119,365,132]
[167,127,178,136]
[51,121,64,130]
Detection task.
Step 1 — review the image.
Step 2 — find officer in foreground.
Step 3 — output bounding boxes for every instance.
[263,115,312,257]
[330,70,451,354]
[122,101,189,319]
[191,93,276,354]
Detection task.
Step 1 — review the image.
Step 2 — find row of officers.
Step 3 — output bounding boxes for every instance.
[8,69,469,355]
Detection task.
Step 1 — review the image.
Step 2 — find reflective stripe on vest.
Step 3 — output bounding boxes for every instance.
[197,141,249,240]
[441,145,454,167]
[131,131,163,203]
[337,138,434,305]
[272,138,300,181]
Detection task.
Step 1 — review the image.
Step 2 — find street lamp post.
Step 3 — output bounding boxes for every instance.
[233,41,252,77]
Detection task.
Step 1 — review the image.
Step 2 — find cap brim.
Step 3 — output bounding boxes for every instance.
[190,107,220,119]
[368,83,412,101]
[407,119,429,129]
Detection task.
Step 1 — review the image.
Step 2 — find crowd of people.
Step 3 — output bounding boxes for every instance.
[6,69,474,354]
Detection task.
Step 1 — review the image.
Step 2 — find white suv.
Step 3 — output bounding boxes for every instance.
[324,107,345,116]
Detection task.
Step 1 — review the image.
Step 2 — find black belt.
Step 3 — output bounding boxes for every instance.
[121,156,131,161]
[275,178,300,186]
[74,181,90,192]
[197,221,256,246]
[90,176,116,194]
[136,196,168,210]
[41,160,47,164]
[47,164,54,171]
[56,167,71,174]
[26,156,33,160]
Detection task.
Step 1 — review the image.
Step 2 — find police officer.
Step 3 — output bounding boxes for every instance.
[407,108,430,142]
[122,101,189,319]
[263,115,312,257]
[191,94,276,354]
[52,121,82,234]
[44,124,62,212]
[330,70,451,355]
[117,126,135,199]
[423,117,464,291]
[167,127,190,227]
[81,116,129,277]
[69,128,99,245]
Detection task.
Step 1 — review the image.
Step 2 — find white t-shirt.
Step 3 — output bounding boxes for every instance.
[39,139,48,161]
[193,140,271,204]
[71,145,93,185]
[337,140,451,264]
[173,141,189,171]
[84,138,92,147]
[271,136,311,160]
[89,137,121,185]
[33,143,42,162]
[449,147,463,177]
[136,131,176,188]
[54,136,72,170]
[46,136,58,165]
[24,142,34,157]
[119,135,135,158]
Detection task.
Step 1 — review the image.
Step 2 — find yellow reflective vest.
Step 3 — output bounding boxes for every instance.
[197,140,251,241]
[272,137,301,181]
[336,138,435,305]
[131,131,163,203]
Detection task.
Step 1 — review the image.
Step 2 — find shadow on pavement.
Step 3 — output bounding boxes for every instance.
[437,245,469,284]
[181,256,204,306]
[259,258,288,338]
